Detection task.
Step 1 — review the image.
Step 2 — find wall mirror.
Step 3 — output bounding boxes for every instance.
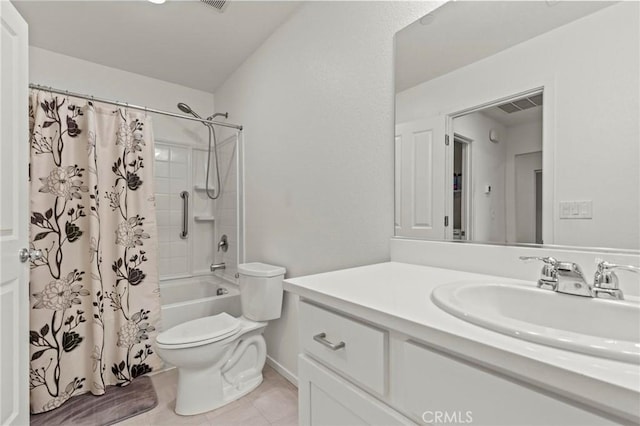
[394,1,639,251]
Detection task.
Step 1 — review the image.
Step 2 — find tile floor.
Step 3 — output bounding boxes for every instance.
[115,365,298,426]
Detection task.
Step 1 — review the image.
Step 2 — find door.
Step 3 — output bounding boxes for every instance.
[0,2,29,425]
[395,115,446,239]
[515,151,543,244]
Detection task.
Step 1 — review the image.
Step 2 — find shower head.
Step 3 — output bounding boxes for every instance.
[177,102,202,119]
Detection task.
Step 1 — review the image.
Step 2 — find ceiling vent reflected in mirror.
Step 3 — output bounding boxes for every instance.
[497,94,543,114]
[200,0,229,13]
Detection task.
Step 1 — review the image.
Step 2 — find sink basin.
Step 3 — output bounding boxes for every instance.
[431,282,640,364]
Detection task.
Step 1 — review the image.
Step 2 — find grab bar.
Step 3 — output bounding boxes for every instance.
[180,191,189,239]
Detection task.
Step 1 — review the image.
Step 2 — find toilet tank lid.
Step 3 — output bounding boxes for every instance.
[238,262,286,278]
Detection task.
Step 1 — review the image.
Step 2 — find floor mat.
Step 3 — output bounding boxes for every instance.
[30,376,158,426]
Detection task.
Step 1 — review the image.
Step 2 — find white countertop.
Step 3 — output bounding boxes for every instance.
[284,261,640,422]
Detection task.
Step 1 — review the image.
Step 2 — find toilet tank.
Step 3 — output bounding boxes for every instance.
[238,263,286,321]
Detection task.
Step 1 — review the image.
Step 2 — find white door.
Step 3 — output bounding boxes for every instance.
[0,2,30,425]
[515,151,543,244]
[395,116,447,239]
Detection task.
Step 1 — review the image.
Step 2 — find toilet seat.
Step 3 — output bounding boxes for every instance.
[157,312,241,349]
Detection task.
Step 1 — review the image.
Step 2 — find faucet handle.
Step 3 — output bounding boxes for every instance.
[594,258,640,288]
[519,256,558,266]
[519,256,559,290]
[595,258,640,273]
[592,258,639,300]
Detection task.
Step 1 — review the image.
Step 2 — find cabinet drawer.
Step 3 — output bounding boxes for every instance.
[299,301,386,395]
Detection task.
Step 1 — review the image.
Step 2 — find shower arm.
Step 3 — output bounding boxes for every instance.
[207,112,229,121]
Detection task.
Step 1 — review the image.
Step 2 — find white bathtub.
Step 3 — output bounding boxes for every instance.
[160,277,241,331]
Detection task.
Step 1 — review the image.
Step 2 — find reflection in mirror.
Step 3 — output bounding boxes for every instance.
[451,91,543,245]
[394,1,639,250]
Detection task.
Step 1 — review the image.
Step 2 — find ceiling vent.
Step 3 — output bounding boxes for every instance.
[200,0,229,13]
[497,93,543,114]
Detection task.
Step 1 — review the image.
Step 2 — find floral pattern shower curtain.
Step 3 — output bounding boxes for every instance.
[28,90,162,414]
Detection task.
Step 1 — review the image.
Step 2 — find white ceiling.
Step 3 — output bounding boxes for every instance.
[13,0,301,93]
[395,1,616,92]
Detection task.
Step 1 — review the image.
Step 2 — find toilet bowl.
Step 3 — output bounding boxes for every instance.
[155,263,286,416]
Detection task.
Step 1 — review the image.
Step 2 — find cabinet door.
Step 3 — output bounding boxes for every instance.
[298,355,414,426]
[398,341,619,426]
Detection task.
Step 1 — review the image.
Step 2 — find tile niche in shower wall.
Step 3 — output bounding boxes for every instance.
[155,143,191,279]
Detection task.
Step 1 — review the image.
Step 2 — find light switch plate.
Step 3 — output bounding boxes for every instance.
[559,201,592,219]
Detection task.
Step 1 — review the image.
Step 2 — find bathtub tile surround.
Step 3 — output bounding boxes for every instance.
[114,365,298,426]
[155,134,242,284]
[214,137,242,282]
[193,134,243,283]
[156,143,192,279]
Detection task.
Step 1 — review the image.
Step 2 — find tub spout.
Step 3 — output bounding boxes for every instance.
[210,263,226,272]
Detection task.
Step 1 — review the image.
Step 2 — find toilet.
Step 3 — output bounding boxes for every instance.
[155,262,286,416]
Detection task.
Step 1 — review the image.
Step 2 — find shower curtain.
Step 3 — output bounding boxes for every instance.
[28,90,162,414]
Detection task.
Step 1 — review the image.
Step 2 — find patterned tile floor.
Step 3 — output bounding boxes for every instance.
[115,365,298,426]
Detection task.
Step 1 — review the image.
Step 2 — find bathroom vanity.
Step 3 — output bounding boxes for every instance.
[285,262,640,426]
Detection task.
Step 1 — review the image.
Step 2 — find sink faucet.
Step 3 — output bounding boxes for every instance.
[520,256,640,300]
[520,256,591,297]
[555,261,591,297]
[210,262,226,272]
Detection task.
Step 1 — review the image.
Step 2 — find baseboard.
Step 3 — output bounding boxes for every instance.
[152,357,298,388]
[151,364,175,375]
[266,355,298,387]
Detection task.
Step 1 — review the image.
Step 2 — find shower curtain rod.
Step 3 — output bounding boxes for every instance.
[29,83,243,131]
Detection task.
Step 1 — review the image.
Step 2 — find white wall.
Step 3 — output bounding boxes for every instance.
[214,1,441,379]
[396,2,639,250]
[391,238,640,299]
[30,47,215,146]
[505,120,542,243]
[453,113,507,243]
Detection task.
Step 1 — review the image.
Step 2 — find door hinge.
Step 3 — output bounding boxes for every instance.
[445,134,450,146]
[444,216,449,227]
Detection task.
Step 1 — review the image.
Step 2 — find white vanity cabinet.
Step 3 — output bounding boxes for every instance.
[297,299,623,426]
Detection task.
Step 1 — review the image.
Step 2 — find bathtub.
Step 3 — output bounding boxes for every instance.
[159,277,241,331]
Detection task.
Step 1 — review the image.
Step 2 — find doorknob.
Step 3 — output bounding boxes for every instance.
[19,248,42,263]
